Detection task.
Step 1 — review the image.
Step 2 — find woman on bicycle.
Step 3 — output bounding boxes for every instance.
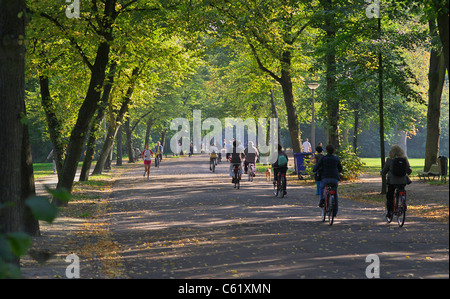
[380,145,412,219]
[229,141,245,182]
[314,144,342,216]
[272,144,289,195]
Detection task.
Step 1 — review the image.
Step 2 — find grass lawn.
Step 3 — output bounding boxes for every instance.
[361,157,426,177]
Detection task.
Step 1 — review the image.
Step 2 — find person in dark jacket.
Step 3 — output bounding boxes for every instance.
[272,144,289,195]
[313,144,343,216]
[380,144,412,218]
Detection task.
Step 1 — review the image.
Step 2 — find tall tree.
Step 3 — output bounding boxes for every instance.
[202,0,312,153]
[0,0,38,244]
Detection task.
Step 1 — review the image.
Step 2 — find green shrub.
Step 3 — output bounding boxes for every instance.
[305,146,365,181]
[336,146,365,180]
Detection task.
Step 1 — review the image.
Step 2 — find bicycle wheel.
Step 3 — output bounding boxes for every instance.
[321,189,327,222]
[385,201,393,223]
[237,172,240,189]
[280,176,286,198]
[328,195,335,226]
[397,194,406,227]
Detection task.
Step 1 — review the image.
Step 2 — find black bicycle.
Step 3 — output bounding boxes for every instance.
[321,184,337,226]
[386,184,407,227]
[273,170,286,198]
[232,164,241,189]
[210,157,217,172]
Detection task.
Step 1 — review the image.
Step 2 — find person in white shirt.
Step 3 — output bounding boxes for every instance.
[302,138,312,153]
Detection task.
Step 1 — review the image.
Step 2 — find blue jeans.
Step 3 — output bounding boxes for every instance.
[320,178,339,215]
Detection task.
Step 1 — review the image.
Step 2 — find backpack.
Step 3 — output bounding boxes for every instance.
[391,157,407,176]
[277,154,288,167]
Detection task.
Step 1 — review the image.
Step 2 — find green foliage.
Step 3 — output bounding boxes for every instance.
[0,188,70,278]
[336,146,366,181]
[305,146,365,181]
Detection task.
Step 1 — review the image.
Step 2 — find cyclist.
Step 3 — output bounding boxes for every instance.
[229,141,245,183]
[272,144,288,196]
[380,144,412,219]
[244,141,259,174]
[209,142,219,171]
[313,144,342,216]
[142,144,154,181]
[154,141,163,166]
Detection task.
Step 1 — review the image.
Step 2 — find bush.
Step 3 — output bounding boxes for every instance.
[305,145,365,181]
[336,145,365,180]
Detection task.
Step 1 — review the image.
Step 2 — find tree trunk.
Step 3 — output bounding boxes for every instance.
[437,3,449,73]
[0,0,27,252]
[378,18,387,195]
[323,0,339,148]
[279,51,301,153]
[352,105,359,153]
[424,20,446,172]
[79,61,116,181]
[92,68,139,174]
[39,76,65,178]
[21,112,40,236]
[125,117,134,163]
[116,125,123,166]
[56,42,110,204]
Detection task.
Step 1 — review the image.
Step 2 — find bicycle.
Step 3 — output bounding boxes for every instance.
[321,184,337,226]
[154,153,162,168]
[248,162,255,182]
[273,170,286,198]
[210,157,217,172]
[386,184,407,227]
[232,164,241,189]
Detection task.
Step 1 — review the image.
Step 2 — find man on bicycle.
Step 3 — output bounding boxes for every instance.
[272,144,288,196]
[154,141,163,165]
[380,144,412,219]
[314,144,342,216]
[229,141,245,183]
[209,142,219,171]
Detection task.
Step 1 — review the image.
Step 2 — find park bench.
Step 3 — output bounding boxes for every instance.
[417,164,440,181]
[417,156,448,183]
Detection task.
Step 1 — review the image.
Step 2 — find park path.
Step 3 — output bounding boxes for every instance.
[105,154,448,279]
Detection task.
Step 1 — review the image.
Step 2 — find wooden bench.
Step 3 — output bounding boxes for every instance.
[417,163,441,181]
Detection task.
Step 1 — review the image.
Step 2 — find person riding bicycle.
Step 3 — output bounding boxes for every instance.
[209,142,219,171]
[380,145,412,219]
[314,144,342,216]
[154,141,163,165]
[244,141,259,174]
[272,144,288,195]
[229,141,245,183]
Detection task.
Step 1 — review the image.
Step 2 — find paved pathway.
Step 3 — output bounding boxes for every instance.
[106,155,449,279]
